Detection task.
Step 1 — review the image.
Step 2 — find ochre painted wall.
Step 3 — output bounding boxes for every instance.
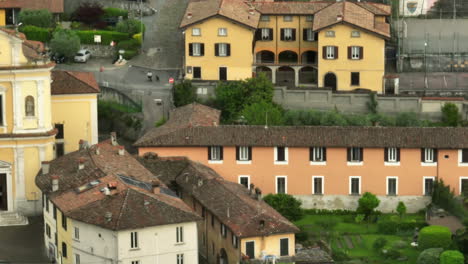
[0,9,5,26]
[241,233,295,259]
[317,24,385,92]
[139,147,467,196]
[57,209,73,264]
[184,17,254,81]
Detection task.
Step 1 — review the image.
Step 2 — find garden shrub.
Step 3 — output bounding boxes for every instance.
[432,179,467,219]
[241,101,284,126]
[19,26,52,42]
[357,192,380,219]
[331,249,350,261]
[373,237,387,250]
[384,248,401,259]
[396,201,407,219]
[75,30,129,45]
[73,2,104,25]
[295,226,309,242]
[116,19,145,35]
[416,248,443,264]
[50,29,80,58]
[263,194,303,221]
[418,225,452,250]
[392,240,407,249]
[122,50,138,60]
[441,103,462,127]
[103,7,128,18]
[454,228,468,255]
[116,39,140,51]
[173,80,197,107]
[377,220,398,234]
[133,33,143,44]
[19,9,53,27]
[440,250,465,264]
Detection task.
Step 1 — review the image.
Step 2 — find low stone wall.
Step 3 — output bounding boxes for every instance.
[295,195,431,213]
[81,44,116,58]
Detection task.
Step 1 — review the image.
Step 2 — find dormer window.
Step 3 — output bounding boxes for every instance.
[25,96,35,117]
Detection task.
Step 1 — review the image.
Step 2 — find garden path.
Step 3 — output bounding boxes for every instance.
[428,215,464,233]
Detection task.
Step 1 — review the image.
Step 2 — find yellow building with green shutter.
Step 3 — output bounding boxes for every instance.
[180,0,391,93]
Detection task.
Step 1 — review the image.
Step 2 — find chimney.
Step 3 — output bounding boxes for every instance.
[79,139,89,150]
[118,146,125,156]
[248,7,255,15]
[95,145,101,155]
[78,157,85,170]
[104,212,112,222]
[41,161,50,175]
[187,12,192,19]
[102,187,111,195]
[110,132,118,146]
[227,207,230,218]
[337,15,343,21]
[152,180,161,194]
[249,183,254,195]
[51,175,59,192]
[213,121,218,127]
[255,187,262,200]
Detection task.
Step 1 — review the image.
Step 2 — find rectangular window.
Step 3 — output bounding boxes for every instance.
[61,212,67,230]
[62,242,67,258]
[312,176,324,195]
[351,30,360,37]
[246,241,255,259]
[326,46,335,59]
[283,28,294,41]
[232,234,238,248]
[303,28,315,41]
[75,254,80,264]
[276,176,287,194]
[53,205,57,220]
[424,177,435,196]
[74,227,79,240]
[193,67,201,79]
[46,223,51,238]
[220,224,227,238]
[236,146,251,161]
[350,177,361,195]
[196,87,207,95]
[55,124,64,139]
[460,177,468,196]
[239,176,250,189]
[176,226,184,243]
[211,214,215,228]
[351,72,360,86]
[280,238,289,256]
[310,147,326,162]
[218,28,227,36]
[350,46,360,60]
[275,147,287,163]
[215,43,229,57]
[177,254,184,264]
[189,43,204,56]
[348,147,363,163]
[0,94,3,125]
[192,28,201,36]
[387,177,398,196]
[45,197,49,212]
[306,15,314,21]
[460,149,468,164]
[283,15,292,21]
[261,28,271,40]
[131,261,140,264]
[130,231,138,249]
[55,143,65,158]
[260,15,270,21]
[422,148,437,163]
[325,30,335,37]
[385,147,400,163]
[208,146,223,161]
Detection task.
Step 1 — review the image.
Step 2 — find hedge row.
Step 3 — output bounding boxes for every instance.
[19,25,52,42]
[377,219,428,234]
[418,225,452,250]
[75,30,129,45]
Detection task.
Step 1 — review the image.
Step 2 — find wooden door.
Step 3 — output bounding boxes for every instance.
[0,173,7,210]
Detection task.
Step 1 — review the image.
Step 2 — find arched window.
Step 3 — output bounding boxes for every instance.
[25,96,35,117]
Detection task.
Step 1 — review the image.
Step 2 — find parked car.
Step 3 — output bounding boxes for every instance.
[51,53,65,64]
[74,49,91,63]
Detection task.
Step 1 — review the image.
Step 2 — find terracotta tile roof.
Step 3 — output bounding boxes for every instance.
[180,0,260,29]
[135,125,468,149]
[356,2,391,15]
[313,1,390,39]
[0,0,64,13]
[253,1,331,15]
[22,40,45,60]
[36,140,201,230]
[138,155,299,238]
[51,70,100,95]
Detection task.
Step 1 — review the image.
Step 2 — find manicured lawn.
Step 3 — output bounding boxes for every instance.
[295,213,424,263]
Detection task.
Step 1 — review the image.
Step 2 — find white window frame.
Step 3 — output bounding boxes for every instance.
[310,147,326,165]
[176,226,184,244]
[275,176,287,194]
[326,46,335,59]
[75,254,80,264]
[347,147,363,166]
[261,28,270,40]
[349,176,361,195]
[232,234,238,248]
[130,231,138,249]
[218,43,227,57]
[209,146,223,164]
[238,175,250,189]
[421,148,437,166]
[221,223,227,237]
[218,28,227,36]
[274,147,288,165]
[385,147,400,166]
[192,28,201,36]
[458,149,468,167]
[459,177,468,196]
[192,43,202,56]
[386,176,398,196]
[74,227,79,241]
[196,87,208,95]
[351,46,360,60]
[351,31,360,37]
[284,28,293,40]
[312,176,324,195]
[325,30,335,37]
[237,146,250,164]
[423,176,435,196]
[306,28,315,41]
[177,254,184,264]
[283,15,293,22]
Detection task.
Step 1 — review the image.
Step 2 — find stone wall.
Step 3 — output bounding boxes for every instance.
[81,44,116,58]
[296,195,431,213]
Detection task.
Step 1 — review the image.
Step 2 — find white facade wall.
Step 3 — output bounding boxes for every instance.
[72,220,117,264]
[43,198,58,262]
[117,222,199,264]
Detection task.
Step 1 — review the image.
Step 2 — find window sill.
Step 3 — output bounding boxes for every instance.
[72,239,80,243]
[24,116,37,120]
[421,162,437,167]
[208,160,223,164]
[129,248,140,251]
[217,35,227,37]
[458,163,468,167]
[236,160,251,165]
[386,194,398,197]
[347,162,363,166]
[313,193,324,196]
[274,161,288,165]
[192,35,201,37]
[384,162,400,166]
[175,242,185,246]
[190,55,203,57]
[349,193,361,196]
[310,161,326,166]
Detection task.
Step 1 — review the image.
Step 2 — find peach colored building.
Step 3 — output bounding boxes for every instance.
[135,104,468,213]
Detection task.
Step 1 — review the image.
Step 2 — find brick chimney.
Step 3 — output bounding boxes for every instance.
[41,161,50,175]
[78,157,85,170]
[110,132,118,146]
[79,139,89,150]
[51,175,59,192]
[152,180,161,194]
[118,146,125,156]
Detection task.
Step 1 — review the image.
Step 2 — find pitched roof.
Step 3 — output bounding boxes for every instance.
[0,28,51,63]
[253,1,331,15]
[36,140,200,230]
[180,0,260,29]
[51,70,100,95]
[0,0,64,13]
[138,155,299,238]
[313,1,390,38]
[135,125,468,149]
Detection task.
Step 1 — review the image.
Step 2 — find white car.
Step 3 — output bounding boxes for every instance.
[74,49,91,63]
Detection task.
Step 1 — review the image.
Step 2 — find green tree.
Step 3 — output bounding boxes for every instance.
[417,248,443,264]
[441,103,462,127]
[395,112,421,127]
[243,73,274,105]
[396,201,407,219]
[73,2,104,25]
[173,80,197,107]
[263,193,303,221]
[18,9,53,28]
[241,101,284,126]
[357,192,380,220]
[49,29,80,58]
[116,19,145,36]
